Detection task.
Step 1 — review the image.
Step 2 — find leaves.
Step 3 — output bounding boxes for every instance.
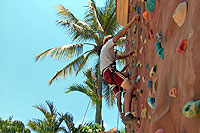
[35,43,83,61]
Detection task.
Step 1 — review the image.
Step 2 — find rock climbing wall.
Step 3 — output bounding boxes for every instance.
[124,0,200,132]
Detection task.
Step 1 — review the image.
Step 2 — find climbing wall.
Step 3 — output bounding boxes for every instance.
[124,0,200,132]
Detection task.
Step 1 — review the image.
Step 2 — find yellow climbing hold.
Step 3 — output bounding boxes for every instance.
[173,2,187,27]
[141,108,147,118]
[153,77,158,93]
[132,47,137,57]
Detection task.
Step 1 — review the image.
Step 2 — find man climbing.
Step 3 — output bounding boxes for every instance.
[100,15,140,124]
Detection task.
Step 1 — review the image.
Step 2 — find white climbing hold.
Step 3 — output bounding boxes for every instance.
[173,2,187,27]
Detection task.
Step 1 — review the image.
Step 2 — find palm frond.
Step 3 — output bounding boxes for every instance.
[45,101,57,116]
[48,51,90,85]
[103,82,115,107]
[75,49,97,75]
[57,19,100,43]
[56,5,78,23]
[84,0,104,34]
[35,44,83,61]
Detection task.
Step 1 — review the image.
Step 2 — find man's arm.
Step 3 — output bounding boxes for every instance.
[113,15,139,43]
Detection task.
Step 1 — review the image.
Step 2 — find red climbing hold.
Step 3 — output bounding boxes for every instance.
[177,39,187,54]
[149,29,154,40]
[169,87,177,98]
[156,129,165,133]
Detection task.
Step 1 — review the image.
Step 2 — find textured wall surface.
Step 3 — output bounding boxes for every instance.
[123,0,200,132]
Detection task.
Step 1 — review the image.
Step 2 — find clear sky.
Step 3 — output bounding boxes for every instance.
[0,0,124,131]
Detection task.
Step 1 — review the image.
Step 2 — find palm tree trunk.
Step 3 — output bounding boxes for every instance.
[95,63,103,124]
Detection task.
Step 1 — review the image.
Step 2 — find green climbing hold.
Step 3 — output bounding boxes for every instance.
[136,75,141,83]
[157,48,164,59]
[140,28,142,34]
[183,100,200,118]
[149,65,157,77]
[155,42,162,51]
[146,1,155,12]
[137,6,141,14]
[155,42,164,59]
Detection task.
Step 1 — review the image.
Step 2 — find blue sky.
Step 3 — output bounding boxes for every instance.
[0,0,124,131]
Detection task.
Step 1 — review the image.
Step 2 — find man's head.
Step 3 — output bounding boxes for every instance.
[103,35,113,45]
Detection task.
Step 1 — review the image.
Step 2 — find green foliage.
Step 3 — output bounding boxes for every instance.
[27,101,74,133]
[0,117,31,133]
[77,123,103,133]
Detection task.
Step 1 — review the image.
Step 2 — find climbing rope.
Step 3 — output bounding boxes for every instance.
[82,99,91,124]
[117,110,120,131]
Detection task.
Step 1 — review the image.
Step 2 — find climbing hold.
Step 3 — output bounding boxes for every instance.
[149,29,154,40]
[141,108,147,118]
[144,38,147,44]
[148,114,152,119]
[155,42,162,52]
[139,47,144,54]
[143,11,149,20]
[147,97,155,109]
[136,75,141,82]
[146,0,155,12]
[147,80,153,92]
[131,111,137,117]
[153,77,158,93]
[142,77,146,82]
[177,39,187,54]
[145,63,149,70]
[169,87,177,98]
[140,35,143,43]
[157,48,164,59]
[173,2,188,27]
[136,60,142,67]
[183,100,200,118]
[137,89,144,96]
[140,28,142,34]
[156,129,165,133]
[132,47,137,57]
[156,33,162,42]
[132,25,137,34]
[132,36,134,41]
[149,65,157,77]
[137,6,141,14]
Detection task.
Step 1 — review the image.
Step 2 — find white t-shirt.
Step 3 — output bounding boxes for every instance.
[100,39,116,74]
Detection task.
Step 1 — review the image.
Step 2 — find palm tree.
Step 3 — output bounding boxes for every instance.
[35,0,120,124]
[27,101,75,132]
[66,67,115,123]
[0,116,31,133]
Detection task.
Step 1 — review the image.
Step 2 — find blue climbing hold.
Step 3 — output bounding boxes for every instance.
[137,6,141,14]
[147,80,153,92]
[146,1,155,12]
[147,97,155,109]
[145,63,149,70]
[157,48,164,59]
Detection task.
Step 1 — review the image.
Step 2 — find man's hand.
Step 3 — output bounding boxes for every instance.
[132,15,140,22]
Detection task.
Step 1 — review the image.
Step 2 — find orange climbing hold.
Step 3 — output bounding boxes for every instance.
[143,11,149,20]
[169,87,177,98]
[149,29,154,40]
[177,39,187,54]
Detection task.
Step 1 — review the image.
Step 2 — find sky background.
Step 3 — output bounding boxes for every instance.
[0,0,124,131]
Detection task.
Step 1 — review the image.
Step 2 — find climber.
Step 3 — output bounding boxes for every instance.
[100,15,140,124]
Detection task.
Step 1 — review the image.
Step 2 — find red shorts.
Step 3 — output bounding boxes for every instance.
[103,67,128,87]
